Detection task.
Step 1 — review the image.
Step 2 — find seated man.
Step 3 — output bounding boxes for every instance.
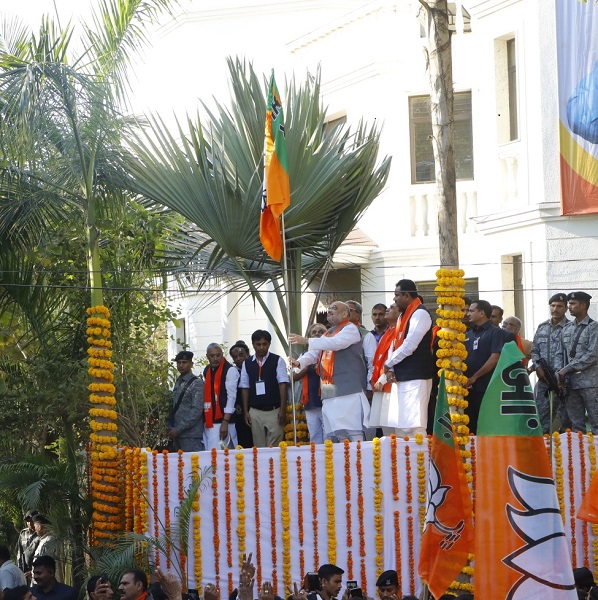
[30,556,77,600]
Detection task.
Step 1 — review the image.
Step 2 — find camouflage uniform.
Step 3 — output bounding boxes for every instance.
[168,372,205,451]
[561,315,598,432]
[530,316,570,432]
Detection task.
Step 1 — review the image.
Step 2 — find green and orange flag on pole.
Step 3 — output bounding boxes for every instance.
[418,371,473,598]
[475,341,576,599]
[260,71,290,262]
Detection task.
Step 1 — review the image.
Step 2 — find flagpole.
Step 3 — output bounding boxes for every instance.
[281,212,298,446]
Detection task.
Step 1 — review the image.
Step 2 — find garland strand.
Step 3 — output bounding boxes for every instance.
[372,437,383,583]
[269,457,278,594]
[344,440,353,579]
[311,442,319,569]
[212,449,220,587]
[356,440,366,592]
[191,453,202,594]
[325,440,336,565]
[567,432,577,566]
[405,442,415,594]
[296,456,305,577]
[236,451,246,566]
[280,443,292,593]
[253,447,262,590]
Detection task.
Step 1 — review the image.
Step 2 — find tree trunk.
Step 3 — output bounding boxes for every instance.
[421,0,459,268]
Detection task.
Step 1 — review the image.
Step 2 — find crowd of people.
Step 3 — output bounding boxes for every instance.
[165,280,598,448]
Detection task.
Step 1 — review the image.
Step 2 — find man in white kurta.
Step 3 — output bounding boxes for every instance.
[383,280,434,437]
[289,302,369,442]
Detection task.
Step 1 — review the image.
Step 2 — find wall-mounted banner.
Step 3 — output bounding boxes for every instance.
[556,0,598,215]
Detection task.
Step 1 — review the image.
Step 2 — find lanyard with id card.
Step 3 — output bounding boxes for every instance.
[255,358,266,395]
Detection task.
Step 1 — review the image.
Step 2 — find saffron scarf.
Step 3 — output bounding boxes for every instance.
[204,360,225,428]
[301,372,310,405]
[317,319,351,385]
[393,297,422,351]
[370,327,396,392]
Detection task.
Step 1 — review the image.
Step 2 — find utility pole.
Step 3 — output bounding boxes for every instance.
[419,0,459,267]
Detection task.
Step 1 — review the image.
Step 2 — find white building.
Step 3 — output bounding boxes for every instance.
[158,0,598,358]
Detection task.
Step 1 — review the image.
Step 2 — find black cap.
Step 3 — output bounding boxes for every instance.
[567,291,592,302]
[32,514,50,525]
[376,570,398,588]
[24,509,39,521]
[173,351,194,361]
[548,293,567,304]
[574,566,595,588]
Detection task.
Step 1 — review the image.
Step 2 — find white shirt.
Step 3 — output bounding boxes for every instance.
[207,364,240,414]
[0,560,27,589]
[384,309,432,368]
[298,322,362,370]
[362,331,378,390]
[239,352,289,388]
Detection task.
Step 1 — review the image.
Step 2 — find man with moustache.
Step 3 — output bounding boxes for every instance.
[530,293,571,433]
[289,302,369,442]
[558,291,598,433]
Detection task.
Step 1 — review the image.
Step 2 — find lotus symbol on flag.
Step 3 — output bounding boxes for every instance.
[502,466,576,599]
[423,459,465,550]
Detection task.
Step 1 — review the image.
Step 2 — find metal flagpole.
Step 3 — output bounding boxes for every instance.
[280,212,297,446]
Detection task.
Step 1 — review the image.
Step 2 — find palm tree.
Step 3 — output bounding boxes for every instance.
[125,58,391,347]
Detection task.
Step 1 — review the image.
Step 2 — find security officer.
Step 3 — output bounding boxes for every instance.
[558,291,598,433]
[530,293,571,433]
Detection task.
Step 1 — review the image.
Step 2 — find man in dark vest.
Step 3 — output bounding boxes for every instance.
[383,279,434,437]
[166,350,204,451]
[289,301,369,442]
[202,343,239,450]
[240,330,289,447]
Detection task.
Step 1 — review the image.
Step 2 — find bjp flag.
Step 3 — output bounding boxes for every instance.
[475,342,577,599]
[260,71,290,261]
[418,372,473,598]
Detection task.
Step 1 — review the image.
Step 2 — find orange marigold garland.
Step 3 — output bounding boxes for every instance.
[269,457,278,594]
[224,449,233,573]
[567,432,577,566]
[178,450,187,590]
[372,437,383,580]
[253,447,262,590]
[280,442,292,593]
[191,453,202,594]
[405,442,415,594]
[212,448,221,588]
[394,510,402,597]
[152,450,160,567]
[163,450,171,569]
[343,440,353,579]
[311,442,319,569]
[587,432,598,579]
[296,456,305,577]
[324,440,336,565]
[356,440,366,593]
[87,305,120,542]
[236,451,246,564]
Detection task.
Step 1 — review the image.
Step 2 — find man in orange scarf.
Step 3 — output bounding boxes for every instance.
[202,343,239,450]
[289,302,369,442]
[383,280,434,437]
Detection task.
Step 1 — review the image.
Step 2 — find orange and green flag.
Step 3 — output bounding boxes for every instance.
[578,472,598,523]
[260,71,290,261]
[418,371,473,598]
[475,341,576,599]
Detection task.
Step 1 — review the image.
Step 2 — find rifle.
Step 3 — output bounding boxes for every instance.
[535,357,564,401]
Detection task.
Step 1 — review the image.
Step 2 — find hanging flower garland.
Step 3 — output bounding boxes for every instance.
[224,449,233,575]
[191,453,202,593]
[356,440,366,592]
[152,450,160,567]
[296,456,305,577]
[567,432,577,566]
[405,442,415,594]
[311,442,320,569]
[212,448,221,588]
[253,447,262,590]
[285,403,310,445]
[139,451,149,534]
[163,450,172,569]
[324,440,336,565]
[372,437,383,578]
[579,432,589,567]
[178,450,187,590]
[587,433,598,578]
[415,434,426,533]
[394,510,402,597]
[343,440,353,579]
[553,432,566,524]
[87,305,120,541]
[236,451,246,564]
[391,435,399,501]
[280,443,292,593]
[269,457,278,594]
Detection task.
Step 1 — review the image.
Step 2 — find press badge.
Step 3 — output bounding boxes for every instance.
[255,381,266,395]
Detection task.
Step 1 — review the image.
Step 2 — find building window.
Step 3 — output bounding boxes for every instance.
[495,35,519,144]
[409,92,474,184]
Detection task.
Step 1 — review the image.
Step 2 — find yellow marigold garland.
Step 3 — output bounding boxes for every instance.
[280,442,292,593]
[152,451,160,568]
[87,305,120,542]
[324,440,336,565]
[236,451,246,563]
[567,432,577,566]
[415,434,426,533]
[553,432,566,523]
[579,432,590,566]
[212,449,220,587]
[285,403,309,445]
[164,450,171,569]
[191,453,202,594]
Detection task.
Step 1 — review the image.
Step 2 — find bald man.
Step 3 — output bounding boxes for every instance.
[290,302,369,442]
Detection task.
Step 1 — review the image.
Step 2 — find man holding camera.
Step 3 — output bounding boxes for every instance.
[530,293,571,433]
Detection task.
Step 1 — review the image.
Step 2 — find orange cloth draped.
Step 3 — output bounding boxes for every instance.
[204,361,225,428]
[317,319,351,385]
[370,327,395,392]
[393,297,422,351]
